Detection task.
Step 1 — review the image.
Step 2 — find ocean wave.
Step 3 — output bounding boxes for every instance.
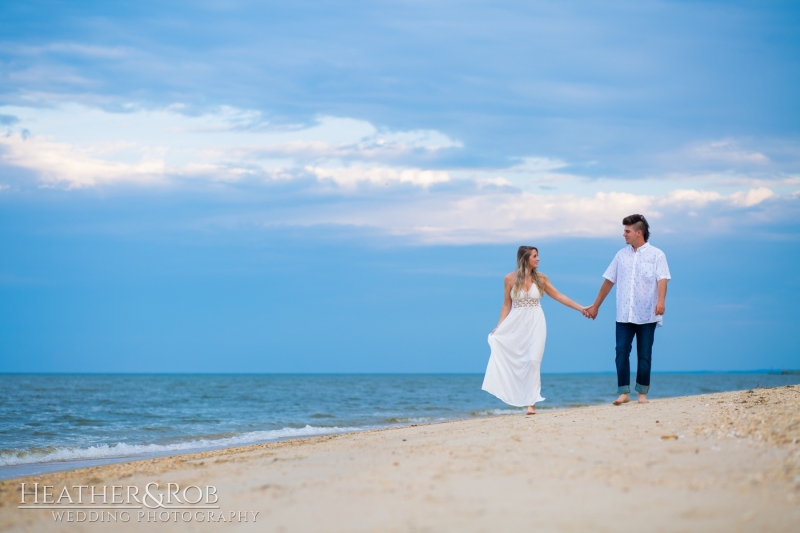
[0,425,364,467]
[381,416,447,424]
[469,408,525,416]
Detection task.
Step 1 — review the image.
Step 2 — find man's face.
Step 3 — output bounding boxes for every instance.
[623,225,643,245]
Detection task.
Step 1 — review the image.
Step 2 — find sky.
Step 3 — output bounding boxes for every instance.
[0,0,798,373]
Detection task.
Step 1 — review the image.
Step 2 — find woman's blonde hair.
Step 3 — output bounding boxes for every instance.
[512,246,545,298]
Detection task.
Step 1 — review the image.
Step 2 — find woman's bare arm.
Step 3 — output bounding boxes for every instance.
[491,274,514,334]
[542,275,586,313]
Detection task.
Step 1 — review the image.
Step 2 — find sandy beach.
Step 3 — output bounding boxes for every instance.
[2,385,798,532]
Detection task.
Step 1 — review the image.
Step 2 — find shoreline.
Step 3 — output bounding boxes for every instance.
[1,385,798,531]
[0,426,386,482]
[5,373,799,482]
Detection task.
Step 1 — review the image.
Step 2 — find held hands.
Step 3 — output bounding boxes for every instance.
[580,302,663,319]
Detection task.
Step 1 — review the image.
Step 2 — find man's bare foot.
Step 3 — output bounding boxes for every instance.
[525,406,536,415]
[612,393,630,406]
[637,394,649,404]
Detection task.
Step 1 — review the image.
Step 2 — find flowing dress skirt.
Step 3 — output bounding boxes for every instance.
[482,306,546,407]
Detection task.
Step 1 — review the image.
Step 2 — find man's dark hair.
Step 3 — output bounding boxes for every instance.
[622,214,650,242]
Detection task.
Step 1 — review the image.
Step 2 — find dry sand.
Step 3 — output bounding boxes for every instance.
[1,385,799,532]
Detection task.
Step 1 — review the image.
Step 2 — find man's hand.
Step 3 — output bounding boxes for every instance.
[585,305,598,319]
[655,301,665,316]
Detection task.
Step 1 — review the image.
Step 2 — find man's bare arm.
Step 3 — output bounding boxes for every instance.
[655,278,668,316]
[586,279,614,319]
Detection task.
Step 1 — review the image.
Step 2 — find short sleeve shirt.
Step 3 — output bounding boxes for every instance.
[603,242,671,326]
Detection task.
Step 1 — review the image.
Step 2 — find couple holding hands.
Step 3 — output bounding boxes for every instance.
[482,214,672,414]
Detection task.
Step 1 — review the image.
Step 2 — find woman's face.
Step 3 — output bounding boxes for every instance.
[528,249,539,269]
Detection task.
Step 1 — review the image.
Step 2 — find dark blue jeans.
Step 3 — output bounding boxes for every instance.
[615,321,657,394]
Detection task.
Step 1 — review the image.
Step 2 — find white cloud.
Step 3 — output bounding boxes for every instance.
[449,156,580,191]
[0,132,167,188]
[512,157,569,173]
[658,187,773,209]
[477,177,514,188]
[8,66,94,86]
[691,139,769,164]
[728,187,774,207]
[307,166,449,188]
[376,129,462,150]
[266,187,780,244]
[495,156,575,188]
[0,103,462,188]
[0,42,130,58]
[0,102,793,244]
[659,189,724,207]
[712,175,800,190]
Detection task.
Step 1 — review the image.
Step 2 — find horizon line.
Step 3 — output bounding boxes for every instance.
[1,370,797,376]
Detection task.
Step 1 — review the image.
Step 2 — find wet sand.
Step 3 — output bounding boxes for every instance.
[1,385,798,532]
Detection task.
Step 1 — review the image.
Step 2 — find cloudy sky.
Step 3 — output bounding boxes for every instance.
[1,1,798,374]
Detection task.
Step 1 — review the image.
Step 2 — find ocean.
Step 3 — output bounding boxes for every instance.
[2,372,799,480]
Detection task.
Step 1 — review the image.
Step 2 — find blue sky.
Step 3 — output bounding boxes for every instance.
[0,1,798,372]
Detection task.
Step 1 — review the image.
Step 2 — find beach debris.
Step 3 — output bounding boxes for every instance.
[660,434,679,440]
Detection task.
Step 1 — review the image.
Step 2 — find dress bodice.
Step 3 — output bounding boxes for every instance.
[512,284,542,308]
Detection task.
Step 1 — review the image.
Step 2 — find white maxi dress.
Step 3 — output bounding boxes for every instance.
[482,284,546,407]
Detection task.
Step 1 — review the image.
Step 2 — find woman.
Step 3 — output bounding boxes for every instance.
[482,246,587,414]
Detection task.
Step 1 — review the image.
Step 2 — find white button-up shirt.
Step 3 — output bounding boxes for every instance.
[603,242,671,326]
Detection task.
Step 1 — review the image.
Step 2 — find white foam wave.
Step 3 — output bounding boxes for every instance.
[383,416,447,424]
[471,408,524,416]
[0,425,363,467]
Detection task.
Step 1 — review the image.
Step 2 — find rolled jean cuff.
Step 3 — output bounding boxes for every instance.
[635,383,650,394]
[617,385,631,394]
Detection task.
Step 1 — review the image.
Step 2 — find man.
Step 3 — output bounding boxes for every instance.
[586,214,671,405]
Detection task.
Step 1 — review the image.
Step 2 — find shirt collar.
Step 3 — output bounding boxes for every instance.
[628,242,650,253]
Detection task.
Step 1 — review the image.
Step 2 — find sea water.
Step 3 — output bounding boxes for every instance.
[2,372,798,480]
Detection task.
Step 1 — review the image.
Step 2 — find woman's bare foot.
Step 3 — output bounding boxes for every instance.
[637,394,649,404]
[525,406,536,415]
[612,393,630,405]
